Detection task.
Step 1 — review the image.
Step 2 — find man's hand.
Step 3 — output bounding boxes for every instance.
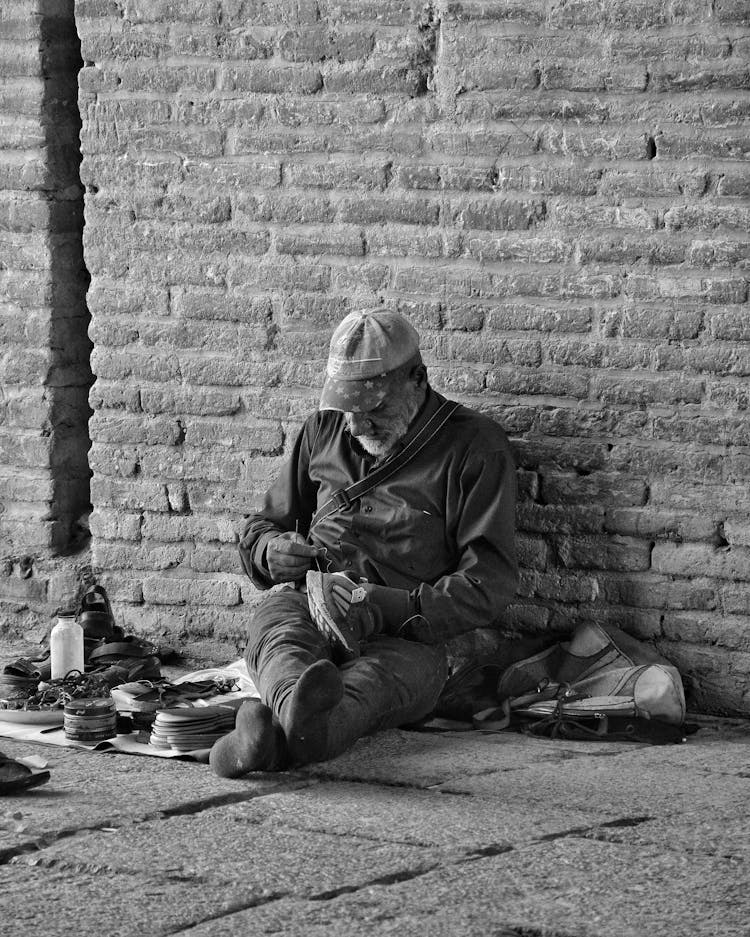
[266,532,322,583]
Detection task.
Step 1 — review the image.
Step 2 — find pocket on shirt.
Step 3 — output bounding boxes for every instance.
[382,505,450,581]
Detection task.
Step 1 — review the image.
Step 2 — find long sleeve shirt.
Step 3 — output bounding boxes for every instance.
[239,387,518,643]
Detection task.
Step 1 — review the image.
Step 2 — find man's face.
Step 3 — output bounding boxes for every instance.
[344,374,422,458]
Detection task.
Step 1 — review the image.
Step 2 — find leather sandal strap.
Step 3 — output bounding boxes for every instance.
[89,640,157,662]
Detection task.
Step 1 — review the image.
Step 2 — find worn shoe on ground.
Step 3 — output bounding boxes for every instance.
[0,750,50,794]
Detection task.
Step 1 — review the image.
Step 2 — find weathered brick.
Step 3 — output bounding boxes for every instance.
[603,576,717,612]
[366,226,443,259]
[337,193,439,226]
[556,535,652,571]
[592,374,704,406]
[466,234,569,264]
[538,405,649,439]
[649,478,750,513]
[438,333,542,368]
[142,576,241,607]
[542,472,647,507]
[89,508,143,541]
[654,343,750,377]
[120,0,221,24]
[664,203,750,231]
[219,63,321,94]
[625,273,748,304]
[705,378,750,411]
[652,412,750,447]
[601,305,703,341]
[518,503,605,535]
[599,167,708,198]
[706,307,750,341]
[184,418,282,453]
[662,612,750,652]
[650,63,750,93]
[486,303,593,334]
[332,261,390,292]
[548,200,657,230]
[450,196,546,231]
[485,367,588,400]
[653,542,750,581]
[284,161,386,190]
[604,509,718,542]
[276,226,364,256]
[721,584,750,615]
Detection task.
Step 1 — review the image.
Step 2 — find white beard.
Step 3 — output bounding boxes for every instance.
[353,409,413,458]
[354,435,393,458]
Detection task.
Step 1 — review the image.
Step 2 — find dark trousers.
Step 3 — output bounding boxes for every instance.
[244,588,448,760]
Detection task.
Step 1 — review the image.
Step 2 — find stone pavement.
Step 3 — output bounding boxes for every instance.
[0,715,748,937]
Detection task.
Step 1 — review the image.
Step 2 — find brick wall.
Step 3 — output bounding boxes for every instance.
[69,0,750,712]
[0,0,92,627]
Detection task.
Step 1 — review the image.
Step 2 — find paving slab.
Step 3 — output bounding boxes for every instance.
[298,725,645,788]
[1,812,436,937]
[0,739,299,857]
[210,781,610,850]
[177,836,748,937]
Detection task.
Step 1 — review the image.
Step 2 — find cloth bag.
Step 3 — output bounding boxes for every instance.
[438,622,687,744]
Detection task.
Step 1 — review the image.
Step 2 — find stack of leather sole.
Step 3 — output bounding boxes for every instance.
[64,697,117,743]
[149,705,237,753]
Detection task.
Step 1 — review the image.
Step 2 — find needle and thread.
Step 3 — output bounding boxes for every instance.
[295,519,329,572]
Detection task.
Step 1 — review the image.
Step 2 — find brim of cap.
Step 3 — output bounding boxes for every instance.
[319,375,389,412]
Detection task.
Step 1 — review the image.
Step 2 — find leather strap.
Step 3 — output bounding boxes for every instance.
[474,704,687,745]
[312,400,460,525]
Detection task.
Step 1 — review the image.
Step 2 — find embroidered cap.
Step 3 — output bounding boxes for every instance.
[319,310,421,412]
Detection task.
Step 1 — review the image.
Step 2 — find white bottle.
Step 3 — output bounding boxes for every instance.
[50,610,84,679]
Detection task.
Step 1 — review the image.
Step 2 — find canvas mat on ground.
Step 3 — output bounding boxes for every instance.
[0,661,260,762]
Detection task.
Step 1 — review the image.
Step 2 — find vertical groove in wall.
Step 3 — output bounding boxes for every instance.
[41,4,93,555]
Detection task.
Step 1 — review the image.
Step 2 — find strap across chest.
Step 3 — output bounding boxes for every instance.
[312,400,460,525]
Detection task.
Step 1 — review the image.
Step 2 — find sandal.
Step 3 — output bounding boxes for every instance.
[0,750,50,794]
[114,679,233,714]
[90,656,162,688]
[87,636,161,667]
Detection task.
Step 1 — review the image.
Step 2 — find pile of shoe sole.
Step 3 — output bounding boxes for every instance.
[64,696,117,742]
[149,704,237,753]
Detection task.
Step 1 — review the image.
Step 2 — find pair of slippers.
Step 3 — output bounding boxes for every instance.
[0,751,50,795]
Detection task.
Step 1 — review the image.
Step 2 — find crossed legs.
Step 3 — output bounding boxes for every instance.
[210,588,448,777]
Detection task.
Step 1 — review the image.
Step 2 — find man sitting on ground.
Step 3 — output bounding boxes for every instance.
[210,309,518,776]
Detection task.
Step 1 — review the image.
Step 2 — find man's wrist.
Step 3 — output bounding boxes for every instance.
[361,583,417,633]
